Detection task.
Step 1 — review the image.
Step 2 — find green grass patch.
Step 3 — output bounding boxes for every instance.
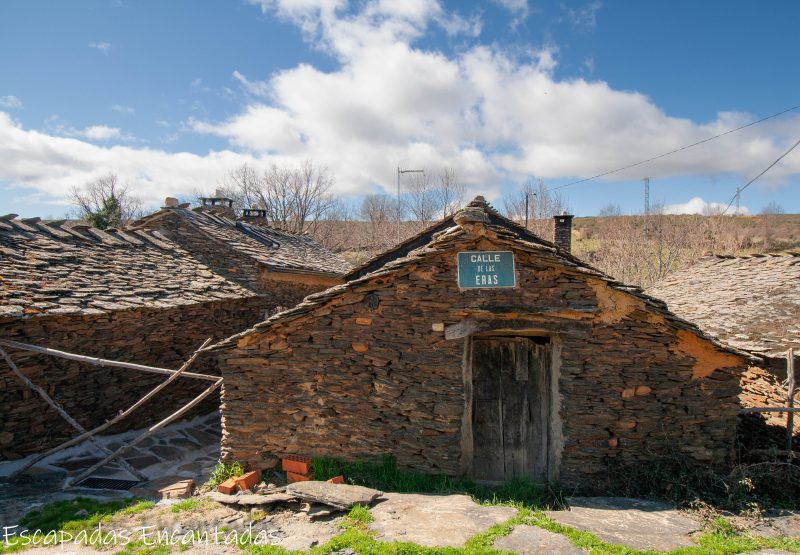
[311,455,564,509]
[170,498,202,514]
[204,459,246,491]
[1,497,155,554]
[19,497,151,533]
[347,504,374,524]
[114,538,172,555]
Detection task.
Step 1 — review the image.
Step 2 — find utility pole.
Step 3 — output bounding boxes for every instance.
[642,177,650,238]
[397,166,424,242]
[735,187,741,215]
[524,190,537,230]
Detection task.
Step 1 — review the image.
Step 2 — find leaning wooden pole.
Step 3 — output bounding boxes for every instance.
[0,339,218,382]
[787,347,796,455]
[8,338,212,480]
[0,347,146,481]
[69,377,224,487]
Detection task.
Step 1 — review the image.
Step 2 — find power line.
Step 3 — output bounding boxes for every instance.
[546,102,800,193]
[720,136,800,215]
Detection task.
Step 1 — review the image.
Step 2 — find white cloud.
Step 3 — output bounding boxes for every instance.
[111,104,135,115]
[492,0,529,28]
[0,95,22,109]
[561,1,602,30]
[3,0,799,213]
[663,197,750,216]
[191,0,800,197]
[81,125,121,140]
[0,112,259,210]
[89,41,112,54]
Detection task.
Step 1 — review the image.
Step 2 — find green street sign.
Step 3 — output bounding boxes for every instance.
[457,251,516,289]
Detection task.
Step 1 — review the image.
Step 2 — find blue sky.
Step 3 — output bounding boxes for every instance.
[1,0,799,218]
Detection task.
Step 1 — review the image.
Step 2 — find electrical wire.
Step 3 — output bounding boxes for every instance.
[719,136,800,215]
[545,102,800,192]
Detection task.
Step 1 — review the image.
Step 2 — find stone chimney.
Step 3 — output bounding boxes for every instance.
[199,189,235,218]
[239,206,269,224]
[552,211,574,253]
[163,197,180,208]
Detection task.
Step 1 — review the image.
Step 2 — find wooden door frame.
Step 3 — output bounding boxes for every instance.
[459,330,563,482]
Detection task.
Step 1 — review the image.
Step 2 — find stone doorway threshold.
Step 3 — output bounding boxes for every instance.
[0,411,222,525]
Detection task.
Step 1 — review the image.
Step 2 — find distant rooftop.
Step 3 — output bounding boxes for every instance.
[647,253,800,359]
[132,205,351,277]
[0,215,257,320]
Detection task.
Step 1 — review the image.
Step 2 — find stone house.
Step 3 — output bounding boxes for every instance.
[0,206,348,459]
[214,197,757,486]
[648,253,800,432]
[131,196,350,300]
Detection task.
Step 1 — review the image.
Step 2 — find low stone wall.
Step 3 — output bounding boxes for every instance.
[741,366,799,433]
[218,235,748,487]
[0,297,269,459]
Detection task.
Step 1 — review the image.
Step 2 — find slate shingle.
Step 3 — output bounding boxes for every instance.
[0,218,258,319]
[647,253,800,358]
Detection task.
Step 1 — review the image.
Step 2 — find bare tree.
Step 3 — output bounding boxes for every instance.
[760,201,785,249]
[598,204,623,217]
[405,171,442,232]
[357,194,402,253]
[435,168,466,218]
[71,172,143,229]
[216,160,336,235]
[503,179,569,239]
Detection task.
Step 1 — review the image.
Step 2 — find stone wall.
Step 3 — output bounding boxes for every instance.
[741,366,799,433]
[0,297,269,459]
[218,232,748,487]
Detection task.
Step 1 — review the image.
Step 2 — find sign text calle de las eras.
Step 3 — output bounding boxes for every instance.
[457,251,516,289]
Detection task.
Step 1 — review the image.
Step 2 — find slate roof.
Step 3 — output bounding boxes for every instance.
[345,197,560,280]
[133,207,351,277]
[211,197,759,361]
[647,253,800,359]
[0,216,258,320]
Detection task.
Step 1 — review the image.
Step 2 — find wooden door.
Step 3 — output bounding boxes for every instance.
[472,337,551,482]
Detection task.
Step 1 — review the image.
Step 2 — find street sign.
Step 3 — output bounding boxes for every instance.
[457,251,516,289]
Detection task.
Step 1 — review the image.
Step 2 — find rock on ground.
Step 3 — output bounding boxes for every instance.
[285,481,383,509]
[494,524,586,554]
[748,511,800,538]
[545,497,701,552]
[368,493,516,547]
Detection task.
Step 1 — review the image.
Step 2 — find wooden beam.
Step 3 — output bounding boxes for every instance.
[740,407,800,414]
[0,347,145,481]
[8,338,212,480]
[0,338,218,382]
[788,347,796,453]
[69,377,223,487]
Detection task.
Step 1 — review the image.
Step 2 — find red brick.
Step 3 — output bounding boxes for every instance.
[159,479,194,499]
[326,475,345,484]
[282,455,312,475]
[217,478,238,495]
[234,470,260,492]
[286,471,312,483]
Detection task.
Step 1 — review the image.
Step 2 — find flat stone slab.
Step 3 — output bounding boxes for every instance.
[545,497,700,551]
[369,493,516,547]
[206,491,297,506]
[285,481,383,509]
[754,511,800,538]
[494,525,585,554]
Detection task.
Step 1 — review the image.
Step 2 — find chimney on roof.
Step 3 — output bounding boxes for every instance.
[199,191,235,218]
[239,205,269,224]
[552,211,573,253]
[163,197,180,208]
